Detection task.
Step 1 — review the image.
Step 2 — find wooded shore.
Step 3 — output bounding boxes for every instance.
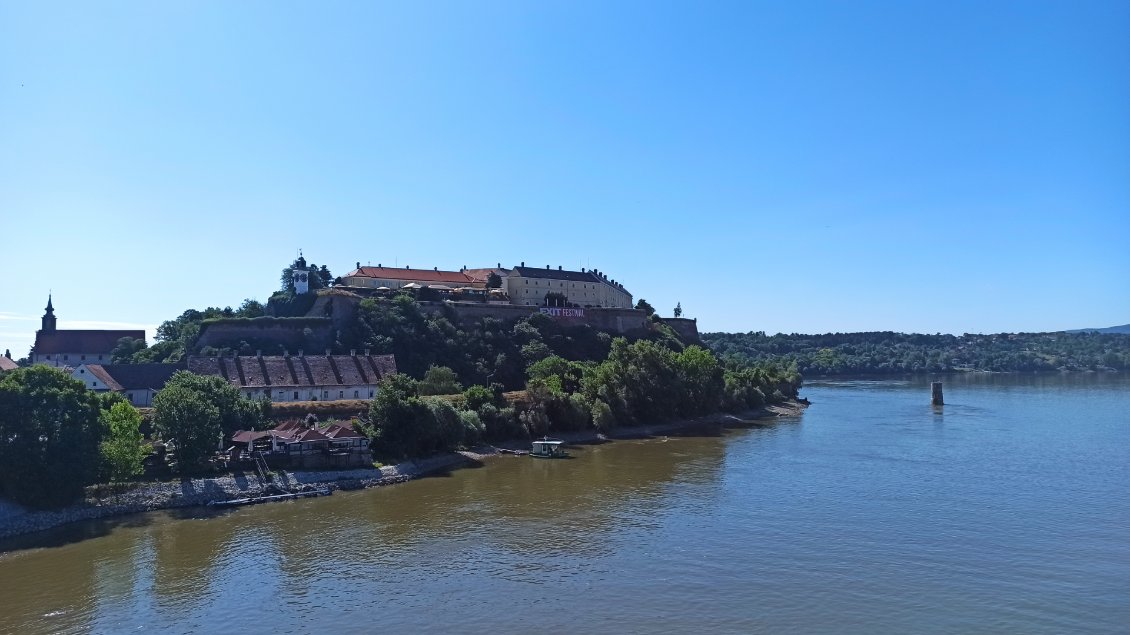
[0,400,807,541]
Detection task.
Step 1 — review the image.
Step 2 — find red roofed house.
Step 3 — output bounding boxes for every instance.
[0,350,18,372]
[339,263,485,291]
[231,419,371,468]
[32,296,145,368]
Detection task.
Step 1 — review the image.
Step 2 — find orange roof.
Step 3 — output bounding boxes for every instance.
[345,266,482,286]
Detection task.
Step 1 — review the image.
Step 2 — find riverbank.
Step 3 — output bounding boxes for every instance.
[0,399,807,541]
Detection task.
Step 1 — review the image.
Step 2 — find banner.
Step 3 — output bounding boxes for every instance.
[539,307,585,318]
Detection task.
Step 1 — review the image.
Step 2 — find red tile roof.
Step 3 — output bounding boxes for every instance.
[34,330,145,355]
[0,356,18,371]
[294,428,329,442]
[187,354,397,389]
[232,430,273,443]
[344,266,483,286]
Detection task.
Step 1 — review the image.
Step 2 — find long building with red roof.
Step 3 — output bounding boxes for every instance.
[31,296,145,368]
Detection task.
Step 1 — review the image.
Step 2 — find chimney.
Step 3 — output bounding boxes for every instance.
[581,268,585,272]
[356,261,361,269]
[350,349,356,356]
[364,348,370,356]
[325,349,331,356]
[434,266,438,271]
[558,265,562,270]
[378,263,382,267]
[298,349,304,357]
[283,349,289,357]
[521,261,525,267]
[256,350,262,357]
[497,262,501,268]
[546,264,550,269]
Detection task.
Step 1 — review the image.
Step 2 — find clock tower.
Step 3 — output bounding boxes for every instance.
[293,256,310,294]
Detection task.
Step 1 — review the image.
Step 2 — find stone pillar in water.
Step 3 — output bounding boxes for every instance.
[931,382,944,406]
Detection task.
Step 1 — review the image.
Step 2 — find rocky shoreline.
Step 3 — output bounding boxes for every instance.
[0,399,807,541]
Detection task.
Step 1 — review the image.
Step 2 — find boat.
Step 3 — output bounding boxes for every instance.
[530,437,568,458]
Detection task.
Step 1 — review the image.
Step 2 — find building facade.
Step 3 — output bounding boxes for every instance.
[187,352,397,402]
[32,297,146,368]
[505,265,633,309]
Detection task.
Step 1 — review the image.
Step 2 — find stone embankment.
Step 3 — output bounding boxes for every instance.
[0,399,807,541]
[0,453,474,540]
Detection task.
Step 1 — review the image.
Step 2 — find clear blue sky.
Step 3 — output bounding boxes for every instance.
[2,1,1127,357]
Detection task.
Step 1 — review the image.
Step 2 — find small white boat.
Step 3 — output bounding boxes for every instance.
[530,438,568,458]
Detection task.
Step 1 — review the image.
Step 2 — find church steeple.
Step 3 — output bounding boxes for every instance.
[42,294,57,332]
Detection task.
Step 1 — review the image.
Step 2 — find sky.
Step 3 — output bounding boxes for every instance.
[2,0,1128,358]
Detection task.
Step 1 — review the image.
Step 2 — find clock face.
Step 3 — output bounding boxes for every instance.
[296,273,308,282]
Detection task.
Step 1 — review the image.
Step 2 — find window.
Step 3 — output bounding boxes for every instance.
[98,355,103,360]
[354,390,359,398]
[63,355,68,361]
[278,391,285,399]
[323,390,329,399]
[339,391,344,398]
[81,355,86,360]
[294,391,299,400]
[369,390,374,398]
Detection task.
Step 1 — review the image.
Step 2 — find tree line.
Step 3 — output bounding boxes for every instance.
[702,330,1130,375]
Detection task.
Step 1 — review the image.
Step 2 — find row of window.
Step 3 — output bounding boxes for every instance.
[242,389,375,400]
[43,354,105,361]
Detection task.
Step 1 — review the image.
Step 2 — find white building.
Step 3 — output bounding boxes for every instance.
[71,363,180,407]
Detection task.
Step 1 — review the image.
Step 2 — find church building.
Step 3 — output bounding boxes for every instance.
[31,296,146,368]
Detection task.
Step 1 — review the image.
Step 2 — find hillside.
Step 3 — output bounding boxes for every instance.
[702,330,1130,374]
[1067,324,1130,335]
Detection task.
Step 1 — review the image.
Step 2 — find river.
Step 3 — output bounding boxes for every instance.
[1,374,1127,634]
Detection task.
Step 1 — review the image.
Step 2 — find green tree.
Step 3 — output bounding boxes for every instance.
[100,402,147,482]
[111,336,149,364]
[486,272,502,289]
[0,367,104,508]
[635,298,655,316]
[674,302,683,318]
[152,371,266,473]
[235,298,266,318]
[418,365,463,396]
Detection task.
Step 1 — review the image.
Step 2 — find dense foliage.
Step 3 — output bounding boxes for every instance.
[100,400,148,482]
[361,334,801,459]
[0,367,105,508]
[703,331,1130,375]
[152,371,269,474]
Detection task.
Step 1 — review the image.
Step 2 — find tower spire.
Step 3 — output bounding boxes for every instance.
[42,294,57,332]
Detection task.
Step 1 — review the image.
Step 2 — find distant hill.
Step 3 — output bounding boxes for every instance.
[1067,324,1130,335]
[701,330,1130,374]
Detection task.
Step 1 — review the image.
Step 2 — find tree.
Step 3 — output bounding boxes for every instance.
[100,402,147,482]
[235,299,266,318]
[152,371,266,473]
[674,302,683,318]
[0,366,104,508]
[486,272,502,289]
[153,381,220,474]
[418,365,463,396]
[635,298,655,316]
[111,336,149,364]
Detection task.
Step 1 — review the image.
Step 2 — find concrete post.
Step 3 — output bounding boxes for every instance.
[931,382,944,406]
